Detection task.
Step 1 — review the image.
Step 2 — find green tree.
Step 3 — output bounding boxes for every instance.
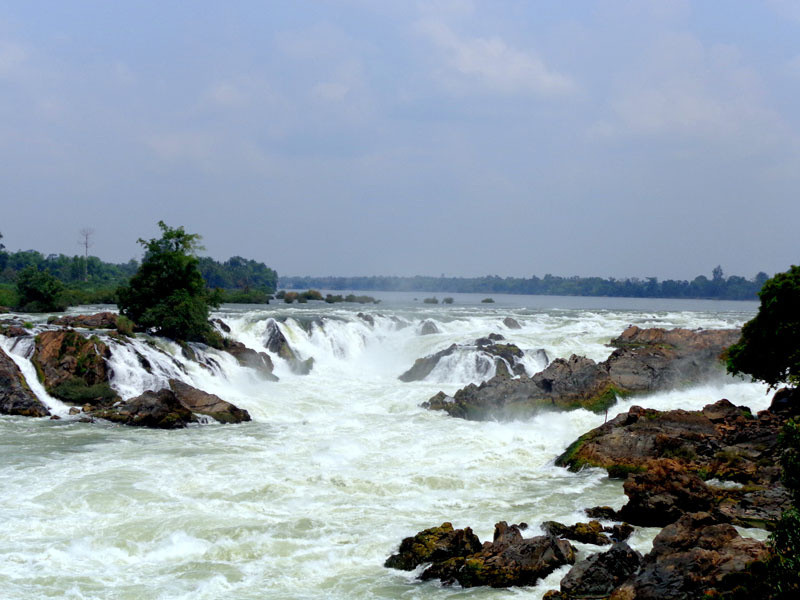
[117,222,220,343]
[15,266,66,312]
[726,266,800,388]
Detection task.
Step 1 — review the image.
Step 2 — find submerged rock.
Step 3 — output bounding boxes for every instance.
[263,319,313,375]
[31,329,118,406]
[384,522,482,571]
[222,339,278,381]
[503,317,522,329]
[168,379,251,424]
[0,347,50,417]
[424,326,740,420]
[419,320,440,335]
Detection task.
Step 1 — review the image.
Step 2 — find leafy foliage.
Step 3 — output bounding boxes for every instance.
[727,265,800,388]
[117,222,220,343]
[15,266,66,312]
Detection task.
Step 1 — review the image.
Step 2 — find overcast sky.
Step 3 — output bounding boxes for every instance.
[1,1,798,280]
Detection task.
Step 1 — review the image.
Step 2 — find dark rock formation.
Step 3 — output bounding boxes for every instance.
[541,520,613,546]
[357,312,374,327]
[222,339,278,381]
[503,317,522,329]
[92,388,194,429]
[211,318,231,333]
[384,522,482,571]
[399,337,534,382]
[558,542,643,598]
[49,312,123,330]
[610,512,768,599]
[0,346,50,417]
[419,320,440,335]
[263,319,313,375]
[31,330,118,406]
[419,521,576,588]
[168,379,250,423]
[423,326,739,420]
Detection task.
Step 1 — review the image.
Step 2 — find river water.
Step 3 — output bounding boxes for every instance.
[0,293,770,599]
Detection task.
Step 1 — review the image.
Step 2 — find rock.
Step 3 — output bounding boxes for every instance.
[769,387,800,417]
[384,522,482,571]
[263,319,313,375]
[424,326,739,420]
[401,337,528,383]
[68,407,80,415]
[168,379,251,424]
[541,520,612,546]
[92,389,195,428]
[398,344,458,382]
[559,542,643,598]
[0,347,50,417]
[419,320,440,335]
[611,512,768,599]
[585,506,619,521]
[420,521,576,588]
[357,312,375,327]
[31,330,118,406]
[503,317,522,329]
[211,318,231,333]
[49,312,129,331]
[222,339,278,381]
[0,325,28,337]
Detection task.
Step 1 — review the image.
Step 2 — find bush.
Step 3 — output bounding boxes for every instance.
[481,297,495,303]
[423,297,439,304]
[727,266,800,388]
[116,222,219,343]
[15,266,66,312]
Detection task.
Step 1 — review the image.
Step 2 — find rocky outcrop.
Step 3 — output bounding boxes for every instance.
[384,522,482,571]
[49,312,123,330]
[419,521,576,588]
[222,339,278,381]
[31,330,118,406]
[558,399,793,528]
[168,379,250,423]
[264,319,313,375]
[92,388,194,429]
[610,512,768,599]
[503,317,522,329]
[424,326,740,420]
[552,542,643,599]
[399,337,534,382]
[0,346,50,417]
[540,520,631,546]
[419,320,440,335]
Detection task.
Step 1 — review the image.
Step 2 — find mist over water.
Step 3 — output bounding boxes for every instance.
[0,295,768,599]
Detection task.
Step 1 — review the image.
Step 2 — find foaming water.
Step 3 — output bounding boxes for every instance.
[0,299,764,599]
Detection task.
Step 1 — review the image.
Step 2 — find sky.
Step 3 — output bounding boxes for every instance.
[1,0,799,280]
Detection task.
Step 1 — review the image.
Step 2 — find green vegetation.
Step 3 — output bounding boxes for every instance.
[50,378,117,405]
[117,222,221,344]
[727,265,800,389]
[281,266,768,300]
[766,419,800,598]
[324,293,380,304]
[15,266,66,312]
[423,297,439,304]
[481,297,495,303]
[442,297,454,304]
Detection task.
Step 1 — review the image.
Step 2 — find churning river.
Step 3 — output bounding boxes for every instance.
[0,292,770,599]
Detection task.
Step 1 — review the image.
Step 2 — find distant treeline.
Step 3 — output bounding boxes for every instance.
[280,268,769,301]
[0,250,277,292]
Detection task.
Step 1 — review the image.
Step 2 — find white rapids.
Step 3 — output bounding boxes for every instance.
[0,293,770,599]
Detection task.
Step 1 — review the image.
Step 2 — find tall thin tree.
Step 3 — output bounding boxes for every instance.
[78,228,94,283]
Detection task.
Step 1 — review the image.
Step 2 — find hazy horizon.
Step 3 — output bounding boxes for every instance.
[2,1,798,280]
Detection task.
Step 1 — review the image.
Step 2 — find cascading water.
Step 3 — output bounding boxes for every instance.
[0,296,770,599]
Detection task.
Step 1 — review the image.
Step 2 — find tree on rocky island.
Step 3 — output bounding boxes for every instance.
[15,266,66,312]
[726,265,800,389]
[117,221,220,344]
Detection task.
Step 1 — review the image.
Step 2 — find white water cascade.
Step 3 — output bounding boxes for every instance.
[0,296,771,599]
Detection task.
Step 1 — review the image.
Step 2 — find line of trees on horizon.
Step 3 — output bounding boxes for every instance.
[280,267,770,301]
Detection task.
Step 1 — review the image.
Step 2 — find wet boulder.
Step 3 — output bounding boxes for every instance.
[420,521,576,588]
[168,379,251,424]
[92,388,194,429]
[611,512,768,599]
[210,318,231,333]
[419,320,440,335]
[503,317,522,329]
[49,312,123,330]
[540,520,612,546]
[384,522,482,571]
[0,347,50,417]
[557,542,643,599]
[222,339,278,381]
[264,319,313,375]
[398,344,458,382]
[31,329,118,406]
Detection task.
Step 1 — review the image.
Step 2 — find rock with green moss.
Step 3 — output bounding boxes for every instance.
[1,346,50,417]
[541,520,613,546]
[31,329,119,406]
[384,522,482,571]
[419,521,576,588]
[423,326,740,421]
[92,388,195,429]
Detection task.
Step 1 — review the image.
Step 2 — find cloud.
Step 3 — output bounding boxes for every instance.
[415,19,575,96]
